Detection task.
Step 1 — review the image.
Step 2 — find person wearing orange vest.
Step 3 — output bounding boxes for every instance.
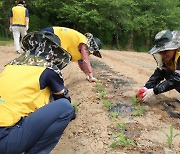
[0,31,75,153]
[9,0,29,54]
[137,30,180,102]
[41,27,102,83]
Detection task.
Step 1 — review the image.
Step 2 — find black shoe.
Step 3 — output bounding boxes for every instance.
[175,98,180,103]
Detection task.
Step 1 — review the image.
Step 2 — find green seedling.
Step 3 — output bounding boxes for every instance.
[161,125,180,148]
[110,112,119,119]
[110,133,136,148]
[99,90,107,100]
[94,82,104,93]
[72,102,78,113]
[131,105,145,116]
[131,96,145,116]
[132,96,137,106]
[103,100,112,110]
[116,122,127,131]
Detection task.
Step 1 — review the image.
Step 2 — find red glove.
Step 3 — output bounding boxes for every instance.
[136,87,147,99]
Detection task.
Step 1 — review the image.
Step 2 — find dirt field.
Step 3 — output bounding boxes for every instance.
[0,45,179,154]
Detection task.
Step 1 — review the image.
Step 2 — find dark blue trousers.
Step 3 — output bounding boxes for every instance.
[0,98,75,154]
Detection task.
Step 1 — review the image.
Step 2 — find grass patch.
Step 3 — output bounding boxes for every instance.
[0,38,13,46]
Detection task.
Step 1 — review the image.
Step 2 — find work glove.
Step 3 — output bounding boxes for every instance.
[9,26,12,32]
[136,87,147,99]
[86,76,97,82]
[26,25,29,31]
[52,87,71,103]
[142,88,154,102]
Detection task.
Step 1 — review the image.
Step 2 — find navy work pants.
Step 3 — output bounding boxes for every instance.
[0,98,75,154]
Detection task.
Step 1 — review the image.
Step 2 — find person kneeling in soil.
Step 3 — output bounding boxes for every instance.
[137,30,180,102]
[41,27,102,83]
[0,31,75,153]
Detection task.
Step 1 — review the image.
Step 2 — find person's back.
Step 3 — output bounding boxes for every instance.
[41,26,102,82]
[0,65,50,126]
[9,0,29,54]
[11,5,27,26]
[0,31,75,153]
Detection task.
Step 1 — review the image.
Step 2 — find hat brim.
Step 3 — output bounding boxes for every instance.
[93,50,102,58]
[148,43,180,55]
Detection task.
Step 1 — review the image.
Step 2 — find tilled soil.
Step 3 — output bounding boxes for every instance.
[0,45,179,154]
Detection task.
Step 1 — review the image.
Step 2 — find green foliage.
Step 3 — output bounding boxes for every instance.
[161,125,180,148]
[110,133,136,148]
[0,0,180,50]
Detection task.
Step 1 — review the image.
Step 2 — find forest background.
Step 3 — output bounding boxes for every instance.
[0,0,180,52]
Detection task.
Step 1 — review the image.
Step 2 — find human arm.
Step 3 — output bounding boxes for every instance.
[78,43,97,82]
[142,59,180,101]
[40,69,71,102]
[152,58,180,95]
[25,8,29,30]
[9,11,13,31]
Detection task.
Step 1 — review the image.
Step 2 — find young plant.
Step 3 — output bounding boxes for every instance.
[110,133,136,148]
[161,125,180,148]
[110,112,119,119]
[116,122,127,131]
[94,82,104,93]
[103,100,112,110]
[132,96,137,107]
[131,105,145,116]
[99,90,107,100]
[131,96,145,116]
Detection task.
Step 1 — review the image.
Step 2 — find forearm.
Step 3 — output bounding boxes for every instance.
[144,68,165,89]
[9,17,12,26]
[78,60,93,77]
[78,43,93,77]
[25,17,29,26]
[153,71,180,95]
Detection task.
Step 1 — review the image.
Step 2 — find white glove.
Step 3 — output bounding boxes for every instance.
[26,25,29,31]
[86,76,97,82]
[9,26,12,32]
[142,88,154,102]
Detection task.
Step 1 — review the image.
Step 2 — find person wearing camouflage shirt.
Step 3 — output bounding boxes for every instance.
[137,30,180,102]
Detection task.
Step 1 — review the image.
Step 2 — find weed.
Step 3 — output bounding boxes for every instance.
[110,133,136,148]
[161,125,180,148]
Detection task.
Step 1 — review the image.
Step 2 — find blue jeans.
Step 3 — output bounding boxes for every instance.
[0,98,75,154]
